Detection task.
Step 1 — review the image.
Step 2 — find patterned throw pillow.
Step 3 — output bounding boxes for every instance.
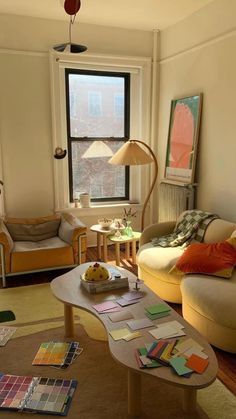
[169,238,236,278]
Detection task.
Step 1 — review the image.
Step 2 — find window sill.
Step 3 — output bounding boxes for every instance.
[58,202,142,217]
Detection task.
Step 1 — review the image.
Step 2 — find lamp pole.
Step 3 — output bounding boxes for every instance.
[130,140,158,231]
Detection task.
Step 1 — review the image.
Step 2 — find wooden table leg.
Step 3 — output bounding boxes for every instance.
[128,370,141,417]
[97,233,102,260]
[131,240,137,264]
[115,242,120,266]
[183,388,197,413]
[103,235,108,262]
[125,242,130,259]
[64,304,74,338]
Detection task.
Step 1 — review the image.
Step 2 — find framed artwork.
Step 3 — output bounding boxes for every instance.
[165,94,203,184]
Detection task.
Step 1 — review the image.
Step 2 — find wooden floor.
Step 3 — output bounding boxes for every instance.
[2,244,236,397]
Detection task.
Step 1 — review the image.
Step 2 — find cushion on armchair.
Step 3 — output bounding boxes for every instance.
[4,215,61,242]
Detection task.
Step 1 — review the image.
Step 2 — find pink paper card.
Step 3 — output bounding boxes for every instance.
[102,307,121,313]
[116,298,140,307]
[122,291,144,301]
[93,301,118,313]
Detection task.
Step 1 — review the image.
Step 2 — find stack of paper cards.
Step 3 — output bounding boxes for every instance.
[116,291,144,307]
[135,347,162,369]
[145,303,171,320]
[149,320,186,340]
[109,328,142,341]
[173,337,208,360]
[169,352,209,376]
[92,301,121,314]
[169,357,193,377]
[147,339,178,366]
[0,326,17,346]
[134,336,209,377]
[32,341,81,369]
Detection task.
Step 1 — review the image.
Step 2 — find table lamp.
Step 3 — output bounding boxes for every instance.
[109,140,158,231]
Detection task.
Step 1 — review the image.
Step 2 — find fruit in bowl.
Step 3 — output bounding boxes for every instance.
[84,262,110,282]
[98,218,113,229]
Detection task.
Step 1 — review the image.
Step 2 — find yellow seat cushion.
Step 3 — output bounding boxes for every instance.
[11,246,74,273]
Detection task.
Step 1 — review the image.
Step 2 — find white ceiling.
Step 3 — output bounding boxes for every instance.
[0,0,214,31]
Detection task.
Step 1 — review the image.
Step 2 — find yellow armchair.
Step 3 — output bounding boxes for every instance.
[0,212,87,287]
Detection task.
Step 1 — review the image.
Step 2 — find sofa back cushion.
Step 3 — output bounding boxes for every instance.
[4,215,61,242]
[203,219,236,243]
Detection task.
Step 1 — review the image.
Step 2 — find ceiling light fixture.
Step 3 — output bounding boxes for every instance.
[53,0,87,53]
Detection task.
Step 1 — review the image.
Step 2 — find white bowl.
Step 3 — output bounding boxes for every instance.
[98,218,113,229]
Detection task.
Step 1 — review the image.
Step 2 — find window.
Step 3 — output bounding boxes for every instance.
[65,69,130,203]
[88,91,102,117]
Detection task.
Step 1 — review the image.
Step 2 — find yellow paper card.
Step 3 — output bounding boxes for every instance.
[123,331,142,341]
[109,328,131,341]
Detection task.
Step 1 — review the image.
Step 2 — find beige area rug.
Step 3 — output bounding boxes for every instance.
[0,326,235,419]
[0,283,107,341]
[0,284,236,418]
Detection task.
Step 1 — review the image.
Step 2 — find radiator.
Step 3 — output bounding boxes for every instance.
[158,181,196,222]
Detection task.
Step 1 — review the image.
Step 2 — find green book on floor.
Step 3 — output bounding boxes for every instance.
[0,311,15,323]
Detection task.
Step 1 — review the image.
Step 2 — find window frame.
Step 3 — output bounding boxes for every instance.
[65,68,131,203]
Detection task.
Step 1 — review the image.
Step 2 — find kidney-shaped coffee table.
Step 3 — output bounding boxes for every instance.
[51,262,218,417]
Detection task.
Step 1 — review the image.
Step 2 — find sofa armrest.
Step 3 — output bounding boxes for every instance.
[58,213,87,264]
[0,221,14,274]
[140,221,176,247]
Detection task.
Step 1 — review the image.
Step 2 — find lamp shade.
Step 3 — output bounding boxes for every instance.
[108,141,153,166]
[82,141,113,158]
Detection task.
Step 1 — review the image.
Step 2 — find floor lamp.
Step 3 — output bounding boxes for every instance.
[109,140,158,231]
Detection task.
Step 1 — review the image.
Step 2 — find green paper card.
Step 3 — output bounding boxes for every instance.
[145,311,170,320]
[145,303,171,315]
[169,357,193,376]
[138,348,162,368]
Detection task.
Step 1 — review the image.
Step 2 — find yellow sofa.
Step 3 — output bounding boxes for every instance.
[137,211,236,352]
[0,212,87,287]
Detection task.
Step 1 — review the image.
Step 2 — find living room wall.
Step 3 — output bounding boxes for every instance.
[0,13,153,229]
[157,0,236,222]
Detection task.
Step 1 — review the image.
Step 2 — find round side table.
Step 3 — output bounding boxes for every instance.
[108,231,141,266]
[90,224,115,262]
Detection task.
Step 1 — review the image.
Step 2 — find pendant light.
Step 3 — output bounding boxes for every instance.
[53,0,87,53]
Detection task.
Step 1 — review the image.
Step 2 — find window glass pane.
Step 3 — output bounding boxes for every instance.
[71,140,126,200]
[68,74,125,137]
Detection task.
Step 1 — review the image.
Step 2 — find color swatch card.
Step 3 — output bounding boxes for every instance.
[109,328,131,341]
[108,310,134,323]
[135,347,162,369]
[92,301,120,313]
[122,291,144,301]
[116,298,140,307]
[147,339,178,366]
[32,342,80,368]
[0,326,17,346]
[145,303,171,320]
[126,318,154,331]
[149,320,186,340]
[169,357,193,377]
[145,303,171,315]
[0,374,77,415]
[185,354,209,373]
